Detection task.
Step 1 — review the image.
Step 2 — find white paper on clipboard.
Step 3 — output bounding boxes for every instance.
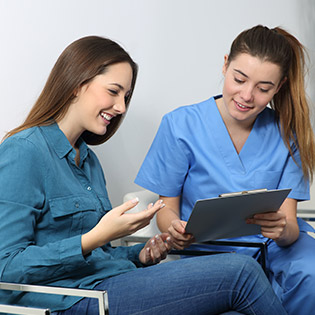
[185,188,291,242]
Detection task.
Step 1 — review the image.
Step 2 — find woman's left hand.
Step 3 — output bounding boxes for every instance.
[139,233,173,266]
[246,198,300,246]
[246,211,287,241]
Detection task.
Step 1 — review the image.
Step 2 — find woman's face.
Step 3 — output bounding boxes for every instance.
[66,62,133,142]
[221,53,284,127]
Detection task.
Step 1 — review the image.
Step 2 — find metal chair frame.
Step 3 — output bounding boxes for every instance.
[0,282,108,315]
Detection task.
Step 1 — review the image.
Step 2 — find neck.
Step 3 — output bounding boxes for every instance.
[56,120,82,148]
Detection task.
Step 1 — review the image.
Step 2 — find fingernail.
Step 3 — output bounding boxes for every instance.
[131,197,139,204]
[166,236,171,242]
[151,239,155,245]
[159,200,164,204]
[155,235,160,240]
[160,203,166,209]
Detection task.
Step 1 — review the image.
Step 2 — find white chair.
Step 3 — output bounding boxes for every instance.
[123,190,160,237]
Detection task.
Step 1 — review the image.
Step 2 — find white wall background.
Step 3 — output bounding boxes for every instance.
[0,0,314,208]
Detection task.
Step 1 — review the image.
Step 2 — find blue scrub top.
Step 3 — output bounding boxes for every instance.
[135,96,310,224]
[0,123,144,311]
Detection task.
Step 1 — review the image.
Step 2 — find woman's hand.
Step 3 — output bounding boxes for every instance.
[246,211,287,241]
[167,219,195,250]
[246,198,299,246]
[82,198,165,255]
[155,196,195,250]
[139,233,173,265]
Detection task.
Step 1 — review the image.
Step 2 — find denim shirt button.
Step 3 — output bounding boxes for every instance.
[87,186,92,191]
[75,203,79,208]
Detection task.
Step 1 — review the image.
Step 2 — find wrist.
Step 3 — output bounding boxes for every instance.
[81,228,109,255]
[275,221,299,247]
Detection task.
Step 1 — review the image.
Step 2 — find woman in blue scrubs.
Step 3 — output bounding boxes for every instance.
[135,25,315,314]
[0,35,286,314]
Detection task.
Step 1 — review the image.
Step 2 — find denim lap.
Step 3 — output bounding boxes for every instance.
[55,254,286,315]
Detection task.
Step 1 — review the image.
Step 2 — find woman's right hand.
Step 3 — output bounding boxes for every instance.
[81,198,165,255]
[168,219,195,250]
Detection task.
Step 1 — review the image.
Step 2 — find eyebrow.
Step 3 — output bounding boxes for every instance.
[109,83,125,90]
[234,69,275,86]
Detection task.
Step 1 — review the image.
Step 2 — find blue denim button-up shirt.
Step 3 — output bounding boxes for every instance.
[0,123,143,311]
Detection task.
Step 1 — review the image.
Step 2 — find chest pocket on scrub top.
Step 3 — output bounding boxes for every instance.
[254,170,282,190]
[49,196,101,236]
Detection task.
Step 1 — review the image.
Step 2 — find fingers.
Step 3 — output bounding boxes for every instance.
[171,236,195,250]
[115,198,140,215]
[246,212,287,241]
[166,219,194,249]
[117,199,166,236]
[115,198,165,220]
[168,230,194,250]
[150,235,167,263]
[246,212,286,228]
[145,199,166,217]
[132,199,165,225]
[131,200,165,230]
[143,234,172,265]
[171,220,186,234]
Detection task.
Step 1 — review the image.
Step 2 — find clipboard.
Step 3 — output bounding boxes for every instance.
[185,188,291,242]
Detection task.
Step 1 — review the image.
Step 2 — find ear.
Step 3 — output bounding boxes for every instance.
[222,54,229,75]
[73,84,86,98]
[275,76,287,93]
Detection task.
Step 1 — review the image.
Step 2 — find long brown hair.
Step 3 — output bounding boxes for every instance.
[227,25,315,181]
[4,36,138,145]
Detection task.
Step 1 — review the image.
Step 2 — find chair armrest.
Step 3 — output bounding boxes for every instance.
[0,282,109,315]
[0,303,50,315]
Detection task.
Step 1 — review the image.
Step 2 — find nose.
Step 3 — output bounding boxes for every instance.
[113,95,126,114]
[240,85,254,103]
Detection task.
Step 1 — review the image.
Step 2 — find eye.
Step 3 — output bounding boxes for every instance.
[234,77,244,84]
[258,87,270,93]
[108,89,118,95]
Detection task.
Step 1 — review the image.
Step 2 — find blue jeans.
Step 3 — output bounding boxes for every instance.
[54,254,286,315]
[190,221,315,314]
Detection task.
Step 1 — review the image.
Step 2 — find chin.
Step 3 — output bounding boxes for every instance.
[90,127,108,136]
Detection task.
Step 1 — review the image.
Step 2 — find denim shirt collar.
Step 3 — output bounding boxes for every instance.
[39,123,89,162]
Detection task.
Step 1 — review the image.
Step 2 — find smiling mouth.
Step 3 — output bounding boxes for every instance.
[234,100,251,110]
[100,112,114,122]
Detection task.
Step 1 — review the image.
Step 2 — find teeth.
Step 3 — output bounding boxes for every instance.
[100,112,113,121]
[236,102,247,109]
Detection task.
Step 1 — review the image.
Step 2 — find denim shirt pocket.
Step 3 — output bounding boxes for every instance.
[49,196,99,235]
[98,196,112,216]
[254,170,282,190]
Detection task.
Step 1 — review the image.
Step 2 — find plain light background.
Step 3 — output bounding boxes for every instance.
[0,0,314,208]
